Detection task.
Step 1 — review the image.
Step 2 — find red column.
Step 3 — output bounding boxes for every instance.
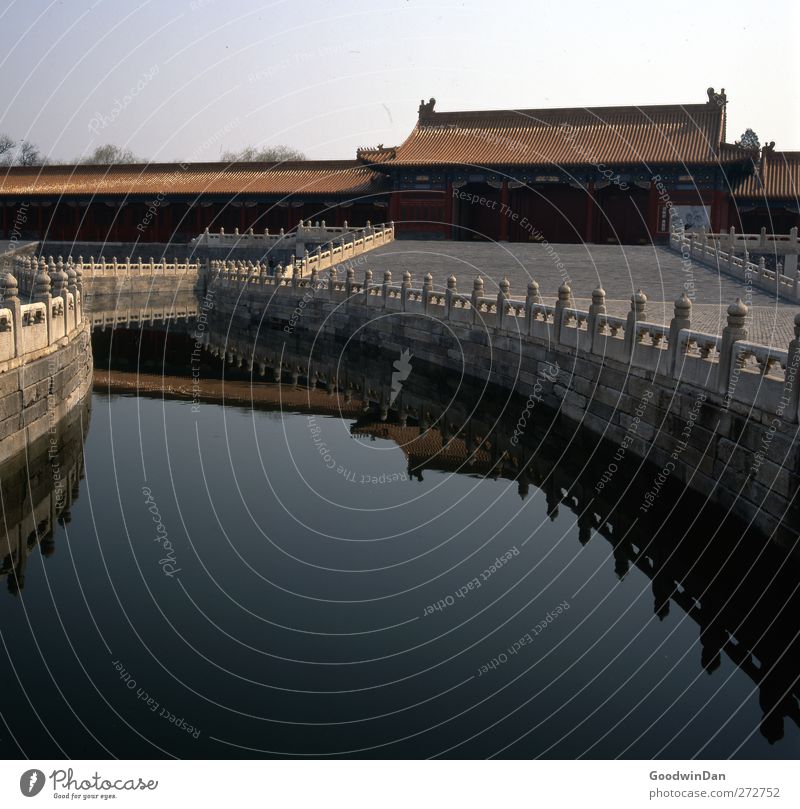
[710,190,727,232]
[647,183,660,240]
[499,180,509,241]
[584,182,595,243]
[444,182,454,240]
[389,190,400,224]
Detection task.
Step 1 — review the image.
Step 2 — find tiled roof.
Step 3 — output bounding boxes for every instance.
[0,161,386,198]
[732,151,800,199]
[362,102,738,167]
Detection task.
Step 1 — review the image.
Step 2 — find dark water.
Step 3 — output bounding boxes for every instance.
[1,308,799,759]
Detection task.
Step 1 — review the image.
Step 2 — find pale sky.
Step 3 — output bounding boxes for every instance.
[0,0,797,164]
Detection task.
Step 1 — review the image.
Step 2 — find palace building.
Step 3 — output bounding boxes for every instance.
[1,88,797,245]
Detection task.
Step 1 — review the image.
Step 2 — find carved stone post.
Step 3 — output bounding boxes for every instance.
[588,286,606,353]
[554,282,573,344]
[718,298,748,397]
[668,292,692,377]
[496,277,510,331]
[345,266,355,306]
[382,270,392,308]
[471,275,484,325]
[328,267,336,300]
[52,265,70,338]
[624,289,647,357]
[524,279,541,337]
[445,274,457,320]
[363,268,373,306]
[401,271,412,312]
[66,263,79,331]
[1,273,22,357]
[33,262,52,344]
[423,272,433,314]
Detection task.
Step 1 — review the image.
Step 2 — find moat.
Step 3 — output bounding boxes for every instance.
[1,302,798,759]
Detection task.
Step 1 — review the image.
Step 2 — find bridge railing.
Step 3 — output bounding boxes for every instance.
[0,262,85,368]
[670,226,800,303]
[191,220,394,259]
[13,254,201,290]
[206,264,800,424]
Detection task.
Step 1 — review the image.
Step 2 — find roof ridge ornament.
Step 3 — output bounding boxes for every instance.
[706,87,727,107]
[418,97,436,120]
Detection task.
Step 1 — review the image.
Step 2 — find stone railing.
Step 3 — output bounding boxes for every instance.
[206,265,800,424]
[193,221,394,262]
[13,254,200,284]
[206,222,394,283]
[0,261,84,367]
[670,227,800,302]
[703,226,800,258]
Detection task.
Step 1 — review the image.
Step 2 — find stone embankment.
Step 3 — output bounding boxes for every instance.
[204,261,800,543]
[0,252,92,458]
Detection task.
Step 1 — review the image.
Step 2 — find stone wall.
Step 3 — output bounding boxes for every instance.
[205,267,800,546]
[0,258,93,459]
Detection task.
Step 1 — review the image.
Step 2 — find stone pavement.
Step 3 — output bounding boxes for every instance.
[364,241,798,349]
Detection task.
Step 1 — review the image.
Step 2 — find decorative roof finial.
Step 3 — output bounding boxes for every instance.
[418,97,436,119]
[706,87,727,107]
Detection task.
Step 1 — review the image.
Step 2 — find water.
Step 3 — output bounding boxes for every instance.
[1,313,799,759]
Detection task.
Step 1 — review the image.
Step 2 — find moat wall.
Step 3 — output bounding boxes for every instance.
[208,280,800,547]
[0,320,93,459]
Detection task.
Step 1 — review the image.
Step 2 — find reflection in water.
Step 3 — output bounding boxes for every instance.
[0,292,798,758]
[0,399,89,596]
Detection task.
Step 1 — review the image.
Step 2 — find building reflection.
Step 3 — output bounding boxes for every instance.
[19,298,798,749]
[197,324,800,748]
[0,398,89,595]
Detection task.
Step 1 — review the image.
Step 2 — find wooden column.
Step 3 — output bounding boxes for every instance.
[647,183,660,240]
[389,189,400,224]
[499,180,509,241]
[584,181,595,243]
[443,181,453,240]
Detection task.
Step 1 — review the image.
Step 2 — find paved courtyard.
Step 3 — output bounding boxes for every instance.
[364,241,798,349]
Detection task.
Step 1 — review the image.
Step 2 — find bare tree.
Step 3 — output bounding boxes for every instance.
[220,145,305,163]
[18,140,43,166]
[81,144,143,165]
[0,134,15,166]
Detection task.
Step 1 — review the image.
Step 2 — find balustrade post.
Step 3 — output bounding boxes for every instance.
[363,268,373,306]
[32,263,53,344]
[496,277,510,331]
[471,276,484,325]
[423,272,433,315]
[345,266,355,306]
[382,271,392,308]
[401,271,411,312]
[66,263,79,330]
[718,298,748,397]
[667,292,692,376]
[445,274,457,320]
[524,279,542,337]
[624,289,647,357]
[328,267,336,300]
[588,286,606,353]
[554,282,573,344]
[2,273,22,357]
[52,266,69,338]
